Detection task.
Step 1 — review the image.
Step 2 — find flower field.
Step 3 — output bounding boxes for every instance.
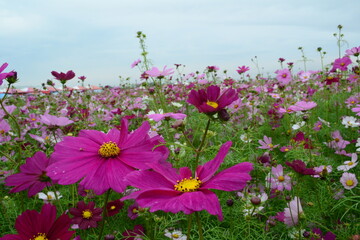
[0,30,359,239]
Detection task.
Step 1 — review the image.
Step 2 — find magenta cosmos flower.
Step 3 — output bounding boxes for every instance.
[187,85,238,114]
[69,201,102,229]
[1,204,74,240]
[51,70,75,84]
[0,62,15,86]
[122,142,253,221]
[236,65,250,74]
[331,56,352,72]
[5,151,55,197]
[286,160,317,175]
[46,119,168,195]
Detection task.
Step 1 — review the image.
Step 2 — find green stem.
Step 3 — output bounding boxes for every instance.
[194,118,211,171]
[97,189,111,240]
[187,214,192,240]
[195,212,203,240]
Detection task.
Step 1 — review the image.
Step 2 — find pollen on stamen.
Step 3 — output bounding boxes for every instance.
[98,141,120,158]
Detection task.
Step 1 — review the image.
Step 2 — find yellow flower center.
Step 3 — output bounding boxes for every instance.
[82,209,93,219]
[31,118,37,121]
[284,148,289,152]
[174,177,202,192]
[347,162,354,166]
[278,176,285,182]
[110,205,116,210]
[282,74,287,78]
[47,194,53,200]
[206,101,218,109]
[132,208,139,213]
[98,141,120,158]
[172,233,180,238]
[268,143,274,148]
[346,180,354,186]
[32,233,48,240]
[0,130,4,134]
[334,138,340,142]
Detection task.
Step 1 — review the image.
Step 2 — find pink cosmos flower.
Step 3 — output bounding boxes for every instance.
[313,165,332,178]
[40,113,74,127]
[340,172,358,190]
[345,46,360,57]
[325,130,350,151]
[0,118,11,143]
[258,136,279,150]
[5,152,55,197]
[145,66,174,78]
[352,104,360,116]
[1,204,74,240]
[78,76,86,81]
[51,70,75,83]
[131,59,141,68]
[122,142,253,221]
[207,65,220,72]
[331,56,352,72]
[0,62,15,86]
[146,112,187,122]
[313,121,322,131]
[284,197,303,227]
[46,119,169,195]
[288,101,317,112]
[187,85,238,114]
[266,164,292,191]
[275,69,292,85]
[236,66,250,74]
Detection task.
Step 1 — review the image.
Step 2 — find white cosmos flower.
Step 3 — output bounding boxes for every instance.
[342,116,360,128]
[337,153,358,171]
[38,191,62,203]
[164,229,187,240]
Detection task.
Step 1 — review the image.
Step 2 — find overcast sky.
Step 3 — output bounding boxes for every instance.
[1,0,359,87]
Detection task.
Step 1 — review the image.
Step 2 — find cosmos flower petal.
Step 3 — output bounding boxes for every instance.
[179,190,223,221]
[134,189,191,214]
[196,141,232,182]
[124,170,174,190]
[202,162,253,191]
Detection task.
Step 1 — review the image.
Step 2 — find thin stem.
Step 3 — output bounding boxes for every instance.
[187,214,192,240]
[97,189,111,240]
[195,212,203,240]
[194,118,211,170]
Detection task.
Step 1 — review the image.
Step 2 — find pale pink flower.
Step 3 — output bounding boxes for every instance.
[284,197,303,227]
[340,172,358,190]
[145,66,174,78]
[266,165,292,191]
[288,101,317,112]
[131,59,141,68]
[275,69,292,85]
[313,165,332,178]
[258,136,279,150]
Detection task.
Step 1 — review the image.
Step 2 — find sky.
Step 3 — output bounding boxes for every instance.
[1,0,360,88]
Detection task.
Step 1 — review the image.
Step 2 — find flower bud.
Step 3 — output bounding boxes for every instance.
[104,234,115,240]
[251,196,261,205]
[226,199,234,207]
[218,109,230,121]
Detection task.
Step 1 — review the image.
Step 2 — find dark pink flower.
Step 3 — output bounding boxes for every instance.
[207,65,219,72]
[122,142,253,221]
[311,228,336,240]
[5,152,55,197]
[106,199,124,217]
[285,160,317,175]
[69,201,102,229]
[1,204,74,240]
[187,85,238,114]
[78,76,86,81]
[47,119,168,195]
[0,62,15,86]
[122,225,145,240]
[236,66,250,74]
[51,70,75,84]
